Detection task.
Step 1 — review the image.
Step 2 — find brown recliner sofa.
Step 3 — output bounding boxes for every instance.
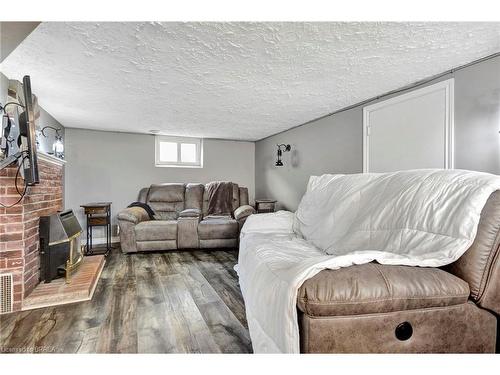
[297,191,500,353]
[117,182,255,253]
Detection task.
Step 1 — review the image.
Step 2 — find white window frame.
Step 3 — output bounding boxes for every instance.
[362,78,454,173]
[155,135,203,168]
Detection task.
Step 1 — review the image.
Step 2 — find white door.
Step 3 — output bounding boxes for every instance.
[363,79,454,173]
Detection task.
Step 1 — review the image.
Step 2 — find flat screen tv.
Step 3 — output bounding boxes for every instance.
[19,75,39,185]
[0,75,39,185]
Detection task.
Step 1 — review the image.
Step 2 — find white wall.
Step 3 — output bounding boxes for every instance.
[64,128,255,240]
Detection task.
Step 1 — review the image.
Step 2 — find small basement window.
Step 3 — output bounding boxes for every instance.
[155,135,203,167]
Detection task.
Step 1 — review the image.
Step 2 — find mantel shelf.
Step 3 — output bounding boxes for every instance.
[38,151,66,166]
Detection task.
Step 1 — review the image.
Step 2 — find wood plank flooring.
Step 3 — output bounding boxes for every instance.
[0,248,252,353]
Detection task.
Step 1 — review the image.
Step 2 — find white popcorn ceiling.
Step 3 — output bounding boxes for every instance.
[1,22,499,141]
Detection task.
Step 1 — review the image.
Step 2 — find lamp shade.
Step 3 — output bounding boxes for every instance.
[53,138,64,154]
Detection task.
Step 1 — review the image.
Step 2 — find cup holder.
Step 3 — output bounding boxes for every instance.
[395,321,413,341]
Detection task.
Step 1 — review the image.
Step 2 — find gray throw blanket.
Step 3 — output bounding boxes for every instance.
[206,181,233,217]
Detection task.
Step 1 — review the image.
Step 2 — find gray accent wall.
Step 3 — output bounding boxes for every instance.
[256,108,362,211]
[255,55,500,211]
[64,128,255,240]
[454,57,500,174]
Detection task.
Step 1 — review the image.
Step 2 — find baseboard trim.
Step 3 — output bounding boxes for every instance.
[84,236,120,246]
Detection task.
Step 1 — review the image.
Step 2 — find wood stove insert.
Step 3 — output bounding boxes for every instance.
[39,209,84,283]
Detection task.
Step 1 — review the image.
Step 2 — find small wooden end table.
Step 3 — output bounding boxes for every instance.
[255,199,277,213]
[80,202,112,257]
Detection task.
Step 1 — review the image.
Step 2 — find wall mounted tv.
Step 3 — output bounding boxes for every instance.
[0,75,39,185]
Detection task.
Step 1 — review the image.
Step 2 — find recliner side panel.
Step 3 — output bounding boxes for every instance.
[299,302,496,353]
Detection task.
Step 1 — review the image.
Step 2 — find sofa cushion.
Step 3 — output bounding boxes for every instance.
[147,183,185,202]
[147,183,185,218]
[185,183,204,210]
[297,262,470,317]
[198,217,238,240]
[138,187,149,203]
[135,220,177,241]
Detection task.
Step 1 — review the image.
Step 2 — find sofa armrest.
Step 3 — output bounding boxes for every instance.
[234,205,256,221]
[179,208,201,218]
[117,207,150,224]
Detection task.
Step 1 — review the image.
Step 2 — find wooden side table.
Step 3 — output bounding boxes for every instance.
[255,199,277,213]
[80,202,112,257]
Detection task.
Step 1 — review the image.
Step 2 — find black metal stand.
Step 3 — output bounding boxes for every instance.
[81,202,112,257]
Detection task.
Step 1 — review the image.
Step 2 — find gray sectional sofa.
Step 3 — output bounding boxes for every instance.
[117,183,255,253]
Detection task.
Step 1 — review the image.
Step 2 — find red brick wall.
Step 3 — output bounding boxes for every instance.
[0,158,63,311]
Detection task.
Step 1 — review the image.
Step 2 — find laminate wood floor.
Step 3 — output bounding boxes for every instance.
[0,248,252,353]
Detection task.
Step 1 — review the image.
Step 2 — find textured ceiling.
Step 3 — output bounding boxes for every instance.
[1,22,499,141]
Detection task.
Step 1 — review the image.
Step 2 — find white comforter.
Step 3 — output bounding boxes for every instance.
[237,169,500,353]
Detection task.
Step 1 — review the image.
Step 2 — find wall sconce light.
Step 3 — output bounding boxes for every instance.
[41,126,64,159]
[276,143,291,167]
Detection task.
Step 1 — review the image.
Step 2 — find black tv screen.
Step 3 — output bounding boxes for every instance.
[19,75,39,185]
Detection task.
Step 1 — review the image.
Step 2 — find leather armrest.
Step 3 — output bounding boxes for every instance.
[117,207,149,224]
[234,205,256,221]
[179,208,201,218]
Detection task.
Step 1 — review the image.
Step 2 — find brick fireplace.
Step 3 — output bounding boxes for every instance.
[0,154,64,312]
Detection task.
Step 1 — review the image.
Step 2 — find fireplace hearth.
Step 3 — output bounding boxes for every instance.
[39,210,84,283]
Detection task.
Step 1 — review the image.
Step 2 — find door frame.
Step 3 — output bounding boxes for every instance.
[362,78,455,173]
